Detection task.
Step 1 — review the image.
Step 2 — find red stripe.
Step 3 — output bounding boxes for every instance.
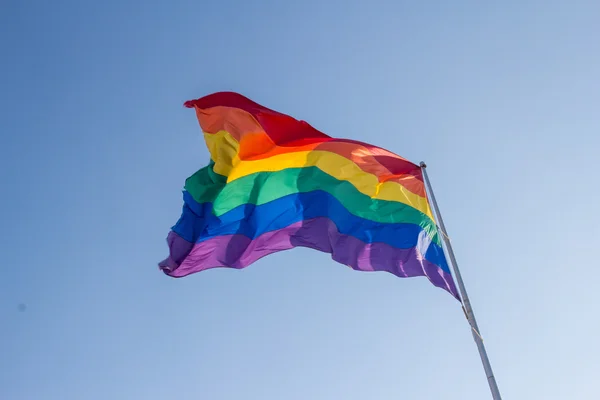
[185,92,423,183]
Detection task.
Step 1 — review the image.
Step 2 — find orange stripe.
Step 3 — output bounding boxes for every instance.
[193,105,426,197]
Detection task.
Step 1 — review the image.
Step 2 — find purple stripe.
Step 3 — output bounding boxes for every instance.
[159,218,459,299]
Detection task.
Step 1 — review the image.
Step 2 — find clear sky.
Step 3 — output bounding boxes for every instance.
[1,1,599,399]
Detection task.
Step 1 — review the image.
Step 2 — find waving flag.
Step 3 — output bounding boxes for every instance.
[159,92,458,298]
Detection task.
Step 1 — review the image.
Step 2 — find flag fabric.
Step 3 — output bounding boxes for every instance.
[159,92,459,298]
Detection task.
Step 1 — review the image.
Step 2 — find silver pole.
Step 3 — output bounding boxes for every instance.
[420,162,502,400]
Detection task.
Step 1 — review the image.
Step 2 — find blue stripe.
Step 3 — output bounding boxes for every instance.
[172,190,449,273]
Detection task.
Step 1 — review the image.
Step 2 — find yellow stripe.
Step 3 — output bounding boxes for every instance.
[204,131,434,220]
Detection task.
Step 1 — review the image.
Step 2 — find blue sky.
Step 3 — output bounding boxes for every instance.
[1,1,599,399]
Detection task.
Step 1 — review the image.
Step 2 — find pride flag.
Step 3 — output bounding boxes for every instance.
[159,92,458,298]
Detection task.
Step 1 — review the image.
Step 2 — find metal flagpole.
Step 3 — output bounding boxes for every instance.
[419,162,502,400]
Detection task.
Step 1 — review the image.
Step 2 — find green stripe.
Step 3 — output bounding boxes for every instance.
[185,163,440,245]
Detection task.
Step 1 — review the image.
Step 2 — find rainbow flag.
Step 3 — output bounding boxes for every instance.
[159,92,459,298]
